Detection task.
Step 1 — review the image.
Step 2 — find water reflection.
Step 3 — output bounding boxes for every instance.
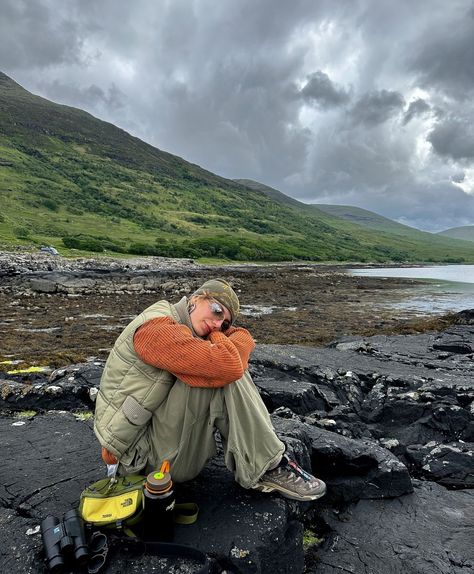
[349,265,474,316]
[350,264,474,284]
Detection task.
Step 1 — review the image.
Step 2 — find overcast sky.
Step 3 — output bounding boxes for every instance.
[1,0,474,231]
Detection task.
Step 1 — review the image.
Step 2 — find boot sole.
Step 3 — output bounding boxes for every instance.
[253,482,327,501]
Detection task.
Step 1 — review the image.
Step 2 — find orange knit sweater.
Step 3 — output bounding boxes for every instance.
[133,316,256,388]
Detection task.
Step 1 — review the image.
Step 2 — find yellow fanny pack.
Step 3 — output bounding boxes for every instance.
[79,475,145,529]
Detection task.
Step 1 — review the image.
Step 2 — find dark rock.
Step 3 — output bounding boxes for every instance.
[308,480,474,574]
[176,464,305,574]
[359,388,474,446]
[432,325,474,354]
[329,339,371,352]
[0,508,41,574]
[0,412,304,574]
[272,417,413,503]
[252,327,473,451]
[1,319,473,573]
[0,361,103,413]
[253,367,326,414]
[1,413,103,513]
[406,441,474,488]
[454,309,474,324]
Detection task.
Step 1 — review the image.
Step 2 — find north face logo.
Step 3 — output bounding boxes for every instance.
[121,497,133,507]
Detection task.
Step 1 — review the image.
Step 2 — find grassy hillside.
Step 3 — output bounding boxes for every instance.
[237,179,474,261]
[437,226,474,242]
[312,204,420,236]
[0,71,473,262]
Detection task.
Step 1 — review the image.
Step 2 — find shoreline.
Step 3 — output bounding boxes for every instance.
[1,246,470,270]
[1,252,467,369]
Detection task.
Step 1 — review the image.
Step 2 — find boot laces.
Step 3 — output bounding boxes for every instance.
[286,459,313,483]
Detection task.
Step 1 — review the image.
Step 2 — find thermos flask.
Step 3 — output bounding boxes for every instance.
[142,460,175,542]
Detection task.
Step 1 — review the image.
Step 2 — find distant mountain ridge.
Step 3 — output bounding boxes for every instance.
[312,204,420,236]
[437,225,474,242]
[1,71,473,263]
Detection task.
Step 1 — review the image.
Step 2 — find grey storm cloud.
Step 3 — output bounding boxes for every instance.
[349,90,405,126]
[403,98,431,125]
[0,0,473,231]
[300,71,349,108]
[428,114,474,161]
[0,0,87,69]
[409,3,474,99]
[389,181,474,231]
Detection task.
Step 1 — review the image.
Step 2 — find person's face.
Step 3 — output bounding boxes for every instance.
[190,298,232,337]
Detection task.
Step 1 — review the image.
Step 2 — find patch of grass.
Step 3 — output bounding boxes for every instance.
[303,529,323,550]
[17,410,37,419]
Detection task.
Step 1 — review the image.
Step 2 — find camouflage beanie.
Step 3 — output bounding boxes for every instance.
[192,278,240,324]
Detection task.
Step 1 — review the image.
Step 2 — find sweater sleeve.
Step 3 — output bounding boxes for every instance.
[133,317,254,388]
[224,327,255,370]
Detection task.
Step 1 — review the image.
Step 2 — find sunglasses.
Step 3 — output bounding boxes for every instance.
[209,301,231,331]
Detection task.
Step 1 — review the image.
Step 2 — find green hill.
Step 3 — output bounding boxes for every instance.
[437,225,474,242]
[236,179,474,261]
[1,71,473,263]
[312,204,421,236]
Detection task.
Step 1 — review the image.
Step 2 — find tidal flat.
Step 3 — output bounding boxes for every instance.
[0,253,463,369]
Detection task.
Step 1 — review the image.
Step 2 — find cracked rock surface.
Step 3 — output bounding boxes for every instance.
[1,412,304,574]
[1,318,473,573]
[309,481,474,574]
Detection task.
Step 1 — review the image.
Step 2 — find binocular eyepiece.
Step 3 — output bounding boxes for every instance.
[40,509,89,572]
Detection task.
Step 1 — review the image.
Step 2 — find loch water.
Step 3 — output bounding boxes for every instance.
[349,265,474,315]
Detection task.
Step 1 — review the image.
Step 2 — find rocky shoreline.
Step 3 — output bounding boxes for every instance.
[1,253,473,573]
[0,252,461,368]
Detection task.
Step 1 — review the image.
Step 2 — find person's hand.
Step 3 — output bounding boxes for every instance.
[101,447,118,465]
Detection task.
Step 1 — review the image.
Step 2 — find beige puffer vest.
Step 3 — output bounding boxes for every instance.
[94,297,190,458]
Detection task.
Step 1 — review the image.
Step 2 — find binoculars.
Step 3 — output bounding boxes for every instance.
[40,509,89,572]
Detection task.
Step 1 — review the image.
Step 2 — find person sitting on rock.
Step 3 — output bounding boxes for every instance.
[94,278,326,501]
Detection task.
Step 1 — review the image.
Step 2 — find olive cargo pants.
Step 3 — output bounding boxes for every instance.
[118,371,285,489]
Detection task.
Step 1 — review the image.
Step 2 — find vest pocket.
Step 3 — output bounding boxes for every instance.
[106,395,152,452]
[122,395,152,426]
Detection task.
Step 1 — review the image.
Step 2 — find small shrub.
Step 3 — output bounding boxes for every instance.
[62,234,124,253]
[14,226,31,239]
[67,206,84,215]
[41,198,59,211]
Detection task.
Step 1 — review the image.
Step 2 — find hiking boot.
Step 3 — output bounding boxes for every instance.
[253,455,326,501]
